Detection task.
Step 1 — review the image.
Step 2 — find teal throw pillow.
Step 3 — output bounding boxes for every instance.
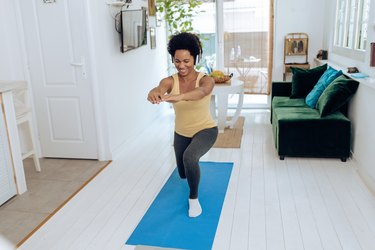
[305,67,343,108]
[316,75,359,117]
[290,64,327,98]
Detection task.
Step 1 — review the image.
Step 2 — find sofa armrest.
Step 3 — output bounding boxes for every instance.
[271,81,292,100]
[270,81,292,124]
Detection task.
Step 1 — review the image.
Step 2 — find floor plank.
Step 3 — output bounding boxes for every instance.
[17,109,375,250]
[298,159,342,250]
[286,158,323,250]
[310,159,362,250]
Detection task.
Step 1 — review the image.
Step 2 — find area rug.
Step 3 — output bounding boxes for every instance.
[213,116,245,148]
[126,161,233,250]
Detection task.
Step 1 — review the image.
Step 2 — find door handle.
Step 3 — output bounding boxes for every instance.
[70,56,87,79]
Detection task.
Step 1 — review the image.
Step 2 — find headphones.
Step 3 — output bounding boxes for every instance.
[196,53,202,64]
[169,33,203,65]
[170,34,202,65]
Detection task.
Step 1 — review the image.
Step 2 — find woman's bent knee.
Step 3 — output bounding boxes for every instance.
[183,154,199,170]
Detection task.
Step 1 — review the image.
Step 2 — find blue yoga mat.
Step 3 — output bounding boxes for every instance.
[126,161,233,250]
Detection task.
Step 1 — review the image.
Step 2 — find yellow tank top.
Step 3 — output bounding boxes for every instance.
[170,72,216,137]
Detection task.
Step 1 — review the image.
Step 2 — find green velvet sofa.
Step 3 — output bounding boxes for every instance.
[271,81,353,162]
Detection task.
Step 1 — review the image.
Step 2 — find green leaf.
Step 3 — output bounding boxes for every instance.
[158,0,204,38]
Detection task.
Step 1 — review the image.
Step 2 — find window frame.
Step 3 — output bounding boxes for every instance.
[332,0,370,61]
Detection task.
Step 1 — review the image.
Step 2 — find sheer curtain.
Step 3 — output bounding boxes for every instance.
[223,0,273,94]
[193,0,273,95]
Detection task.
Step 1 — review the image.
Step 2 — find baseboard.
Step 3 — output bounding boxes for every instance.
[351,153,375,195]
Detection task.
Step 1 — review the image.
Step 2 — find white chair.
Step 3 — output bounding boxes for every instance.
[13,87,41,172]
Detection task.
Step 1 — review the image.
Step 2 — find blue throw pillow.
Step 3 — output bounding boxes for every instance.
[305,67,342,108]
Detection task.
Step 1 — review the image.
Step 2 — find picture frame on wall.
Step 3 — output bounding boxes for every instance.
[148,0,156,16]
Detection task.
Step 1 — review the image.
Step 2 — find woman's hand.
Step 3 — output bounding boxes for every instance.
[147,77,174,104]
[147,89,163,104]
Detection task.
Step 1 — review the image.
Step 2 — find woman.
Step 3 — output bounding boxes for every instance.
[147,32,218,218]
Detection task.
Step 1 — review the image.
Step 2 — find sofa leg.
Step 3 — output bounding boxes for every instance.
[340,157,347,162]
[280,155,285,160]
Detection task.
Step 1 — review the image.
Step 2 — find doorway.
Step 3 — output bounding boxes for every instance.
[18,0,98,159]
[193,0,273,109]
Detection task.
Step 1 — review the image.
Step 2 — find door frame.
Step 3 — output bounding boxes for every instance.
[14,0,111,161]
[216,0,271,109]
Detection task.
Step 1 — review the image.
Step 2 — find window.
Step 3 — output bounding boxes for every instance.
[191,0,272,108]
[333,0,370,60]
[192,0,272,95]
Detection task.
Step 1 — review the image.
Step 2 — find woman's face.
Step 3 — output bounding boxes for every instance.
[173,49,195,76]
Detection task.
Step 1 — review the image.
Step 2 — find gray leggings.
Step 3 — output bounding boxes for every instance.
[173,127,218,199]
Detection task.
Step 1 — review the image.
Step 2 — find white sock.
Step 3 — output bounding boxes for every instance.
[188,198,202,218]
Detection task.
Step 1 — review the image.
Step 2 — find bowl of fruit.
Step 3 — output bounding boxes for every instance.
[209,70,233,84]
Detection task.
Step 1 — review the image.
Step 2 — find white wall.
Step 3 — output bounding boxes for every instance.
[0,0,169,160]
[87,1,169,159]
[0,0,26,80]
[313,59,375,191]
[273,0,325,81]
[0,0,41,156]
[321,1,375,192]
[349,84,375,192]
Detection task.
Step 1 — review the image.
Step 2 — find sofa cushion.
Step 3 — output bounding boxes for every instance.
[317,75,359,117]
[272,96,307,108]
[290,64,327,98]
[274,106,349,121]
[271,97,308,126]
[305,67,342,108]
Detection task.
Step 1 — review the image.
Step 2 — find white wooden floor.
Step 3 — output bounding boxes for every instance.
[18,110,375,250]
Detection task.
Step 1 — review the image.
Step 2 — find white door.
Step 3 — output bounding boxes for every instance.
[0,99,17,205]
[19,0,98,159]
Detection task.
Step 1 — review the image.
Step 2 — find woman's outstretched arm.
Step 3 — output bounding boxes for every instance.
[147,77,173,104]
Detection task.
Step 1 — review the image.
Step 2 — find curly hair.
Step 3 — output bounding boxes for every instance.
[167,32,203,65]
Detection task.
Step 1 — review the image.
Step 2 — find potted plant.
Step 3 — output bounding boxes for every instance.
[156,0,203,35]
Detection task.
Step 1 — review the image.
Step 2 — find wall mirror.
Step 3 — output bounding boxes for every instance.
[121,8,147,53]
